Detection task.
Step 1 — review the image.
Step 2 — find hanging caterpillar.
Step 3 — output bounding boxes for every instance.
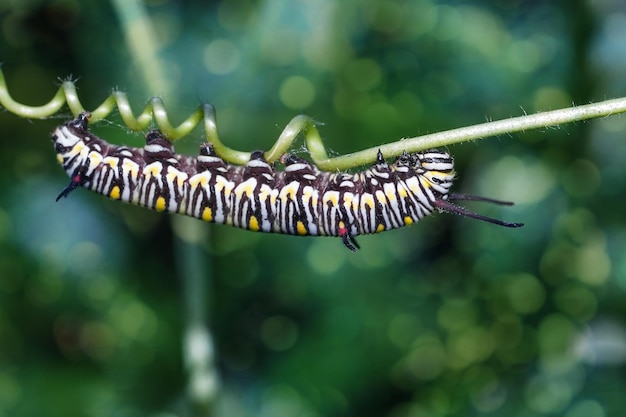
[52,112,523,251]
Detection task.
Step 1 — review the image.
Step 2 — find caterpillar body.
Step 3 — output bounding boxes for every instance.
[52,112,522,251]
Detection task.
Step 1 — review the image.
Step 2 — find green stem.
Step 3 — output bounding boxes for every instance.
[0,69,67,117]
[203,104,254,165]
[313,98,626,171]
[1,66,626,171]
[264,115,328,162]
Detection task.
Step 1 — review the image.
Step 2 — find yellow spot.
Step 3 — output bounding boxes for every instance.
[155,196,167,212]
[202,207,213,222]
[296,221,307,236]
[301,186,314,205]
[280,182,300,200]
[123,159,139,179]
[343,192,359,212]
[145,163,162,178]
[376,190,387,205]
[56,154,64,165]
[404,216,414,225]
[109,185,121,200]
[166,169,186,186]
[71,142,85,155]
[88,152,103,168]
[234,178,256,198]
[339,221,346,229]
[258,185,272,202]
[398,186,408,198]
[215,176,234,197]
[249,215,260,232]
[104,157,118,168]
[376,224,385,233]
[189,173,208,188]
[384,185,397,202]
[323,191,339,207]
[361,193,375,209]
[420,177,434,189]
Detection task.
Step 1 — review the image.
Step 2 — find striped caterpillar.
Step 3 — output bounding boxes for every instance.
[52,112,523,251]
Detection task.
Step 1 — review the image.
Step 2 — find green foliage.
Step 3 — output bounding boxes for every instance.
[0,1,625,417]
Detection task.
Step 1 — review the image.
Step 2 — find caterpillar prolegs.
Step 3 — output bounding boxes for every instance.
[52,112,523,251]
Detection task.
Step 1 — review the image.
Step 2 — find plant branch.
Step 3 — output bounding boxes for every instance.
[310,98,626,170]
[1,64,625,170]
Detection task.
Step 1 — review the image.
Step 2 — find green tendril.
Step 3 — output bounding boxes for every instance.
[2,68,626,171]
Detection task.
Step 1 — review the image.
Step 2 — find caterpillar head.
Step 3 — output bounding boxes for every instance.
[51,111,91,155]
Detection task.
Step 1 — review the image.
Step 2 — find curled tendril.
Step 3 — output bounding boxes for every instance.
[2,68,626,171]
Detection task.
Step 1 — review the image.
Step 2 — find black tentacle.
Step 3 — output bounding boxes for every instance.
[434,198,523,228]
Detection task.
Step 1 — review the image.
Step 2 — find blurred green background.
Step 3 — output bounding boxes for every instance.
[1,0,626,416]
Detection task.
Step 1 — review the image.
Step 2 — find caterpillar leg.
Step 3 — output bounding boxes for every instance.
[56,174,83,201]
[338,221,360,252]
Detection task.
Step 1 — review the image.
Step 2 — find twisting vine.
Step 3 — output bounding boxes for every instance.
[2,68,626,172]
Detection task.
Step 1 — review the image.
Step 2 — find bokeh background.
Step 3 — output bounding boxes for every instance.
[1,0,626,416]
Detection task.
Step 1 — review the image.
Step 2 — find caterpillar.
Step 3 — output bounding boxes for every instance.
[52,112,523,251]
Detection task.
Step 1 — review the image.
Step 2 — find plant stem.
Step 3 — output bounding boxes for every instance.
[310,98,626,170]
[3,64,625,170]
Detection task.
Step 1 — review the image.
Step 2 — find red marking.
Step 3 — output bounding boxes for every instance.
[338,222,359,252]
[56,173,83,202]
